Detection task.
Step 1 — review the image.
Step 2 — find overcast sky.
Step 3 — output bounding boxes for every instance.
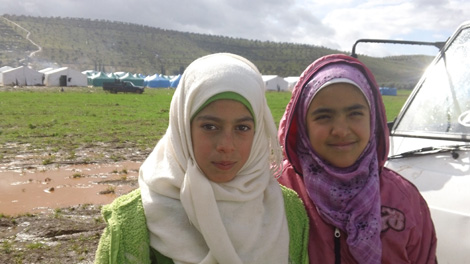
[2,0,469,57]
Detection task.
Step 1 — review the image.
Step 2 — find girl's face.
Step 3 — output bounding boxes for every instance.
[306,83,371,168]
[191,99,255,183]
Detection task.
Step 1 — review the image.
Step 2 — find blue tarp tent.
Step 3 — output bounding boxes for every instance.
[170,74,181,88]
[145,74,170,88]
[379,87,397,96]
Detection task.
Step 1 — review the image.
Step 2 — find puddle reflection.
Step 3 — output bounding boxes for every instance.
[0,161,141,216]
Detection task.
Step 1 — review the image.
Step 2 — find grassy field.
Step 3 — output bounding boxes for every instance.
[0,87,411,264]
[0,87,411,160]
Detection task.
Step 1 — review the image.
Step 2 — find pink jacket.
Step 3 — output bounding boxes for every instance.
[280,163,437,263]
[278,54,437,263]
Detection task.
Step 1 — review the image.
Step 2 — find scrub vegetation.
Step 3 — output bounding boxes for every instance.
[1,14,433,89]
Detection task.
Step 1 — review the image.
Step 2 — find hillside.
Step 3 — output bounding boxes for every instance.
[0,14,434,89]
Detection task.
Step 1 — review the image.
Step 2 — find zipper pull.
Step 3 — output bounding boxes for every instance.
[334,227,341,264]
[334,227,341,238]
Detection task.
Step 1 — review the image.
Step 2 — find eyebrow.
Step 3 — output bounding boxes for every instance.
[310,103,368,116]
[194,115,254,123]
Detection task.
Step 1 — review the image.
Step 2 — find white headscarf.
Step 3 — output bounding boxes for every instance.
[139,53,289,264]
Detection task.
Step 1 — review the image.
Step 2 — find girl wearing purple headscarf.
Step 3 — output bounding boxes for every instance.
[278,54,437,263]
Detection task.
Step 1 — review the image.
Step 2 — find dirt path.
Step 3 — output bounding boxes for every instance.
[1,16,42,61]
[0,148,146,263]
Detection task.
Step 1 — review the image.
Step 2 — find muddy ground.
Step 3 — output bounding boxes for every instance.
[0,144,148,264]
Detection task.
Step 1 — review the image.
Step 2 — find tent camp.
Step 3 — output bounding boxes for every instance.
[262,75,288,92]
[114,72,126,78]
[88,72,115,87]
[284,76,300,91]
[44,67,87,87]
[170,74,181,88]
[0,66,13,72]
[39,67,55,73]
[82,70,98,76]
[379,86,397,96]
[144,74,170,88]
[0,66,13,85]
[0,66,44,86]
[119,73,145,86]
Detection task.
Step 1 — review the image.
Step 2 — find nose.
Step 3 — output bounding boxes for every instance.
[330,118,350,137]
[216,130,235,153]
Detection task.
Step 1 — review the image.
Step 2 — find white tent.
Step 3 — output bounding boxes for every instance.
[44,67,87,87]
[0,66,13,85]
[39,67,55,73]
[0,66,12,72]
[0,66,44,86]
[284,76,300,91]
[262,75,288,91]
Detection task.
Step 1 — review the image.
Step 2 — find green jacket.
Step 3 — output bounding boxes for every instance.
[94,186,309,264]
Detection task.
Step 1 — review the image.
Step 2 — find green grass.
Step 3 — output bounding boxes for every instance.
[265,91,293,126]
[381,89,412,122]
[0,88,411,158]
[0,87,173,154]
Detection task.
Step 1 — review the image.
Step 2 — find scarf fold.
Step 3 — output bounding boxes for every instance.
[139,53,288,264]
[294,59,383,264]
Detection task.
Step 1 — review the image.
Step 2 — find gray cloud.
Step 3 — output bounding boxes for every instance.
[0,0,332,43]
[1,0,469,56]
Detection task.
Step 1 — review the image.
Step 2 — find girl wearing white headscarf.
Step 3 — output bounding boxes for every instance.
[94,53,309,264]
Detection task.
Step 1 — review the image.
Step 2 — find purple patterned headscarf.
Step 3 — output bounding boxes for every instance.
[296,62,382,263]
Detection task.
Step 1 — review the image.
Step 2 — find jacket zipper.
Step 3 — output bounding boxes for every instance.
[334,227,341,264]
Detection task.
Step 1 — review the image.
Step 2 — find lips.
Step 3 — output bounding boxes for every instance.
[213,161,236,170]
[329,141,356,150]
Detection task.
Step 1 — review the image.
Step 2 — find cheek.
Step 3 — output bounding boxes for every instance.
[361,128,371,149]
[354,121,371,152]
[191,129,210,159]
[358,120,371,141]
[198,138,213,151]
[238,134,254,161]
[307,124,325,148]
[192,137,213,172]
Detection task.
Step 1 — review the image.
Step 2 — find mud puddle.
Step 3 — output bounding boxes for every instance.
[0,161,141,216]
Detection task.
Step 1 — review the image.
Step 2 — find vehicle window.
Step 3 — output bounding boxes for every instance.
[395,26,470,138]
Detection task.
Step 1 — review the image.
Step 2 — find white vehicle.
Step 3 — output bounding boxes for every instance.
[383,21,470,263]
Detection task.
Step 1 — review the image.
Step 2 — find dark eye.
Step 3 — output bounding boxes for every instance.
[350,110,365,117]
[236,124,252,131]
[202,124,217,130]
[314,114,331,121]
